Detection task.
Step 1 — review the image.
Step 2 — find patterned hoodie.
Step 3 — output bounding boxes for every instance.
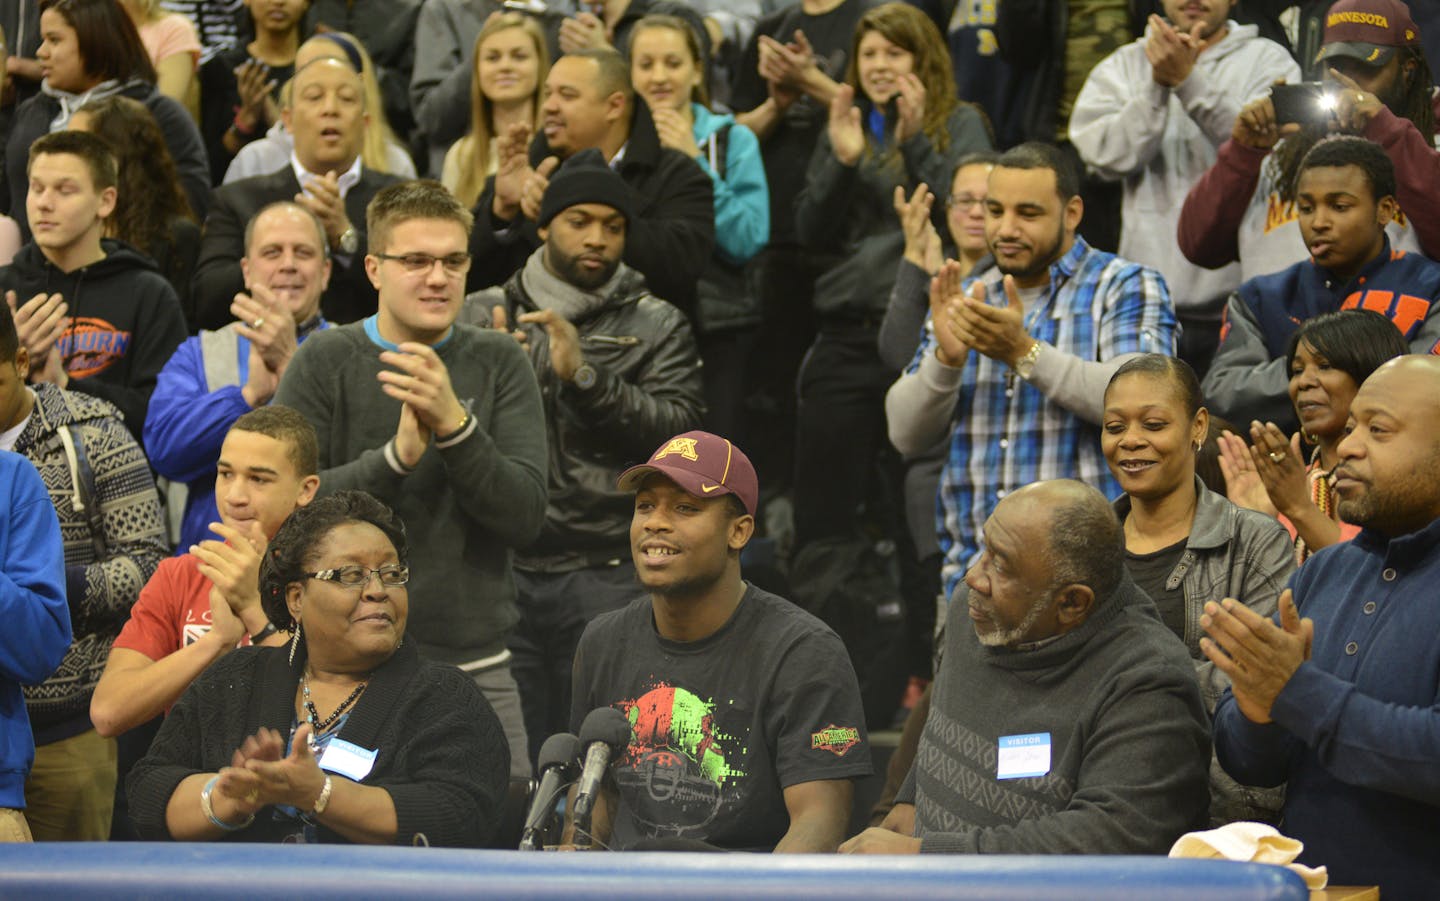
[12,383,166,744]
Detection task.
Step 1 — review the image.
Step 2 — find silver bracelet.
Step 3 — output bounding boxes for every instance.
[311,774,333,816]
[200,776,255,832]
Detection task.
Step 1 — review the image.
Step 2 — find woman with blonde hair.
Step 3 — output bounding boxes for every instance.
[629,13,767,437]
[119,0,202,110]
[223,30,416,183]
[441,12,546,209]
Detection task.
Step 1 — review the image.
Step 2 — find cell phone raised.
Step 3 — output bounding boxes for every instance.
[1270,82,1336,127]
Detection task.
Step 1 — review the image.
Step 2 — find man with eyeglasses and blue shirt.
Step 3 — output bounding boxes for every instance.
[275,179,548,779]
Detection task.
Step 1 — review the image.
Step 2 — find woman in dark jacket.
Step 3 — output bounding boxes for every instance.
[3,0,208,231]
[791,2,991,549]
[1103,353,1294,825]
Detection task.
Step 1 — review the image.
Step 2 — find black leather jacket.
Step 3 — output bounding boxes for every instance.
[462,267,704,570]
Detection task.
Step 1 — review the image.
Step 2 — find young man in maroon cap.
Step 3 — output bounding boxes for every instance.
[1178,0,1440,281]
[567,430,870,852]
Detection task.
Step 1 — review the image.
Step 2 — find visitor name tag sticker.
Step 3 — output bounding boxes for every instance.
[996,732,1051,780]
[319,738,377,781]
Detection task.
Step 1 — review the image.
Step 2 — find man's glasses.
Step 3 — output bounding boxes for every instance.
[304,564,410,589]
[372,252,472,276]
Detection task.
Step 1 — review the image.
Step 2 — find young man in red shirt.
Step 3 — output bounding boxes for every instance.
[91,405,318,738]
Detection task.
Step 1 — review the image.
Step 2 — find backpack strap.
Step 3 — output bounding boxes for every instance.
[703,121,733,179]
[200,322,243,391]
[56,423,106,560]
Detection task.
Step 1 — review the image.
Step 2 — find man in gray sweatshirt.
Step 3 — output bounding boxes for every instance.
[274,180,548,778]
[841,480,1210,855]
[1070,0,1299,376]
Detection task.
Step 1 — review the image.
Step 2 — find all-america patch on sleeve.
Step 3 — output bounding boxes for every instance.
[811,724,862,757]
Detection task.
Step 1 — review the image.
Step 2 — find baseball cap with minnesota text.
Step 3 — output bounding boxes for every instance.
[1315,0,1421,68]
[617,431,758,516]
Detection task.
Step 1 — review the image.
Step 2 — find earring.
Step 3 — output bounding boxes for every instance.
[289,623,302,667]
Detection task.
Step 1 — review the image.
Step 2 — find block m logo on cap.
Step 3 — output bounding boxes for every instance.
[654,437,700,462]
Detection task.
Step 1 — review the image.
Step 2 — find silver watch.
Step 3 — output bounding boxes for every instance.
[573,362,597,390]
[337,227,359,255]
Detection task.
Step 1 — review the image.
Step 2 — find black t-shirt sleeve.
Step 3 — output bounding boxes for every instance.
[731,9,790,113]
[763,627,873,788]
[570,613,611,734]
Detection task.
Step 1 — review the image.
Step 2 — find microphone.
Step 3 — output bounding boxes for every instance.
[518,732,581,851]
[571,707,632,840]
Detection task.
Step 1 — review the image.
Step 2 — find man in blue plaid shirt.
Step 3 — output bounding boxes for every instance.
[886,142,1178,605]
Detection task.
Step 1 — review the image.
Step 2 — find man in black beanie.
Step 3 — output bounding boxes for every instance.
[464,47,715,320]
[460,150,705,767]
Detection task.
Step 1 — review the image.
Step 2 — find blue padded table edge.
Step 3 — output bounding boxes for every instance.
[0,845,1310,900]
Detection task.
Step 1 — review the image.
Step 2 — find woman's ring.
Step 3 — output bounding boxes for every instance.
[252,317,265,329]
[1268,450,1286,463]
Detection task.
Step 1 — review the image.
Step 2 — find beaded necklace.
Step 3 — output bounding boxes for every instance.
[301,671,367,735]
[1295,444,1336,565]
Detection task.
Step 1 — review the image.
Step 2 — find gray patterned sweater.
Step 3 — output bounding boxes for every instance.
[14,383,166,743]
[896,574,1211,853]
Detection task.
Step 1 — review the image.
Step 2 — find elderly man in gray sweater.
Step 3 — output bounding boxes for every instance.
[841,480,1211,855]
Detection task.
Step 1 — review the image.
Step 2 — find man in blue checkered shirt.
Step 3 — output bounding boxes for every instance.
[886,142,1178,606]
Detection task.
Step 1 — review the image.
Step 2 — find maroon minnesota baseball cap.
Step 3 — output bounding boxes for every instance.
[617,431,758,515]
[1316,0,1421,67]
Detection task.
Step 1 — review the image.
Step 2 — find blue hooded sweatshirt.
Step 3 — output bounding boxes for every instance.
[0,450,71,809]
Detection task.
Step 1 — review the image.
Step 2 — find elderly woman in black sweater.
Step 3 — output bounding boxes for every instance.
[128,490,509,846]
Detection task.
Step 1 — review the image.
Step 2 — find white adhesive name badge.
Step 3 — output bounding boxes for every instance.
[996,732,1051,780]
[319,738,378,781]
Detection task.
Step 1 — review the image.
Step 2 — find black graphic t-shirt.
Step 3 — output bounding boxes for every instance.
[571,584,871,851]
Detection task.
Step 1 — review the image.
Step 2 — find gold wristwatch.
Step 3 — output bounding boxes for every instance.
[1013,341,1042,380]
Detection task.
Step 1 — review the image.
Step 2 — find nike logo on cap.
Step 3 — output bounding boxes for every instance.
[701,483,722,493]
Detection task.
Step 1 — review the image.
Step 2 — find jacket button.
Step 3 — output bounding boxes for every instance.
[1345,641,1358,656]
[1382,568,1397,581]
[1363,601,1377,615]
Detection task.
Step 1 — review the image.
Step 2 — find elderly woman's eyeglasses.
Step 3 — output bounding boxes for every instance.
[304,565,410,588]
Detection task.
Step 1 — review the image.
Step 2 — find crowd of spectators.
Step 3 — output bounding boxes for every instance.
[1,0,1438,896]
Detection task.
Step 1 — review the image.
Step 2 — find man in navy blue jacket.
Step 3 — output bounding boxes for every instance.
[1203,135,1440,432]
[1205,355,1440,899]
